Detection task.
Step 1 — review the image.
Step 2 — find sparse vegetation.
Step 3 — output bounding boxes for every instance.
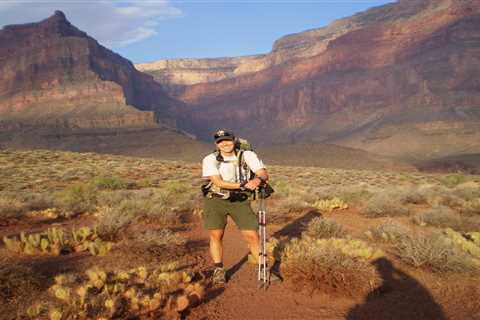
[1,149,480,318]
[413,206,480,232]
[278,237,382,295]
[303,217,348,239]
[394,232,480,274]
[361,192,410,217]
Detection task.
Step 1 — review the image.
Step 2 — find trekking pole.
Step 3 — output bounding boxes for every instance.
[258,186,269,289]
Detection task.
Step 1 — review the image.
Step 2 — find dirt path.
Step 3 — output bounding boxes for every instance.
[186,218,356,320]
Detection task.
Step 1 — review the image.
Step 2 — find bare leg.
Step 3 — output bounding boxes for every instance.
[208,229,225,264]
[241,230,260,261]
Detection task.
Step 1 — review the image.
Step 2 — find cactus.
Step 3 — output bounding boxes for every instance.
[23,242,36,255]
[313,197,348,213]
[28,234,41,247]
[444,228,480,259]
[26,304,46,318]
[40,238,50,252]
[466,232,480,246]
[52,285,71,302]
[29,264,205,318]
[3,236,22,253]
[20,231,27,243]
[48,309,62,320]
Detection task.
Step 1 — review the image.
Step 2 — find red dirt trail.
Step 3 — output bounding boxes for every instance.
[186,218,358,320]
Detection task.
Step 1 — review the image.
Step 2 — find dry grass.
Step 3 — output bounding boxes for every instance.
[280,237,382,296]
[303,217,348,239]
[137,229,186,247]
[360,192,410,218]
[394,232,480,274]
[413,206,480,232]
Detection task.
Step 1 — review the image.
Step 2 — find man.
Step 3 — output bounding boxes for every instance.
[202,129,269,284]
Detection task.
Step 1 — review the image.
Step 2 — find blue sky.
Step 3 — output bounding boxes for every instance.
[0,1,395,63]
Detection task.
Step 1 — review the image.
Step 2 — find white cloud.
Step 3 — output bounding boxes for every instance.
[0,0,182,48]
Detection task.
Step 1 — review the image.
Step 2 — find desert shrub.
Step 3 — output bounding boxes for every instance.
[280,237,382,295]
[413,206,480,232]
[460,199,480,216]
[91,175,130,190]
[397,188,428,205]
[338,188,372,206]
[96,206,136,241]
[439,172,468,188]
[365,219,411,243]
[451,182,480,201]
[55,183,98,215]
[18,192,55,211]
[303,217,348,239]
[361,192,409,218]
[26,264,205,319]
[97,190,134,207]
[0,260,43,303]
[137,229,186,247]
[0,196,26,219]
[394,232,480,273]
[273,197,311,215]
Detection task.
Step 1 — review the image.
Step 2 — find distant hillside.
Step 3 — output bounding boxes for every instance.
[258,143,415,171]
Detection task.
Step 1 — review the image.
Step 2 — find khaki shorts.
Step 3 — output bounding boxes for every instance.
[202,197,258,230]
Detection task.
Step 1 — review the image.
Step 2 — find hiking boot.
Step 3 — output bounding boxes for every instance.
[212,267,227,285]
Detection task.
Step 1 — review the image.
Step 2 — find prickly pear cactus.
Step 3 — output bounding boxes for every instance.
[443,228,480,259]
[27,263,206,319]
[313,197,348,213]
[2,227,113,256]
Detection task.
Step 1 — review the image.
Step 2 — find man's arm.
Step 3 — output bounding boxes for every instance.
[208,175,242,190]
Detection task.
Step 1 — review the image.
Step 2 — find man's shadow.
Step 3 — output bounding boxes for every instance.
[347,258,446,320]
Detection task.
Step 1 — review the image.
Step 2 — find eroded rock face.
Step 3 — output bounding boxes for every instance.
[0,11,176,130]
[144,0,480,159]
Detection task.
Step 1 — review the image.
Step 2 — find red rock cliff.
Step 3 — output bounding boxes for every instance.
[152,0,480,159]
[0,11,177,130]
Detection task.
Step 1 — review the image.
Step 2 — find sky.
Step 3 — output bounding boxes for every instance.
[0,0,395,63]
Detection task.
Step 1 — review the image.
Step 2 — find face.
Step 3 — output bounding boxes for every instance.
[216,139,235,153]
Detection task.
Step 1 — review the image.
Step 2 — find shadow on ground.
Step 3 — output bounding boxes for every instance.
[347,258,446,320]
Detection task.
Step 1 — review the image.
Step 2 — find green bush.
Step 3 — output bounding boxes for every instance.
[55,183,98,215]
[439,172,468,188]
[91,176,130,190]
[0,197,26,219]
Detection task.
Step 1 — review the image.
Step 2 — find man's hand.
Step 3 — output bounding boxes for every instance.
[244,177,262,190]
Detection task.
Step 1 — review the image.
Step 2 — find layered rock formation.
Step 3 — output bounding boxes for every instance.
[141,0,480,160]
[0,11,177,130]
[0,11,211,157]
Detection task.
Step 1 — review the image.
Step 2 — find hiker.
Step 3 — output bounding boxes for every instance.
[201,129,269,284]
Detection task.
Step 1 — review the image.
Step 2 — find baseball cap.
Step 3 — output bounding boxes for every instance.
[214,129,235,143]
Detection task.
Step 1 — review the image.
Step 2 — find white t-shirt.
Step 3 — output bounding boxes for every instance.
[202,151,265,183]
